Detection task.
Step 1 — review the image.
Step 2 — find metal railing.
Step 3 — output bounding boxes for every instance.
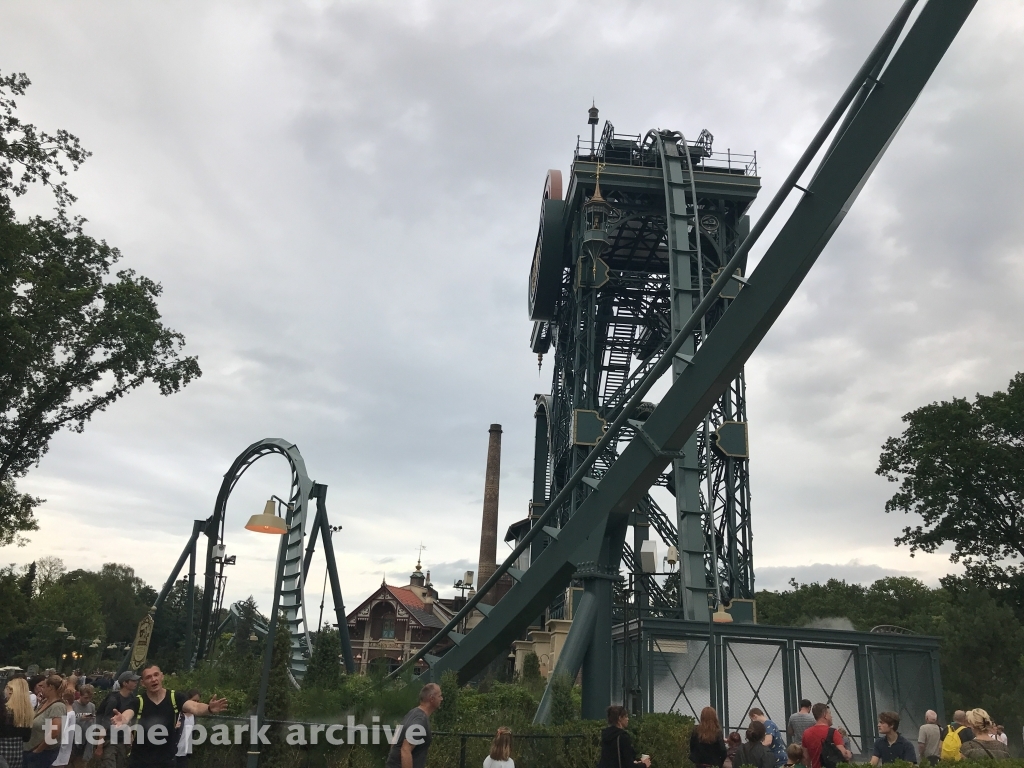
[185,716,598,768]
[433,731,596,768]
[573,131,757,176]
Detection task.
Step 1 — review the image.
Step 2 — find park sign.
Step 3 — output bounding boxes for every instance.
[128,613,155,670]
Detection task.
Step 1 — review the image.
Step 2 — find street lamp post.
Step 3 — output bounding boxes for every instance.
[52,623,70,670]
[244,497,289,768]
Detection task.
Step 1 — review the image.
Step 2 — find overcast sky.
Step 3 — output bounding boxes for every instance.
[2,1,1022,619]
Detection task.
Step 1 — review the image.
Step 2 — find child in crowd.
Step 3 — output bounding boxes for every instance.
[483,727,513,768]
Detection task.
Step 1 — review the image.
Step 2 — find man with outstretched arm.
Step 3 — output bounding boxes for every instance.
[111,664,227,768]
[385,683,443,768]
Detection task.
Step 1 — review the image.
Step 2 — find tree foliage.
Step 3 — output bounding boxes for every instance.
[264,612,294,723]
[60,562,157,643]
[756,576,946,633]
[549,673,577,727]
[149,577,204,673]
[877,372,1024,581]
[303,628,342,690]
[521,651,541,682]
[0,477,39,546]
[0,565,29,642]
[0,70,201,543]
[0,72,88,211]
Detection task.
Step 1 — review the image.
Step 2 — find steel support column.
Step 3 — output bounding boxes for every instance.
[399,0,976,691]
[534,590,598,724]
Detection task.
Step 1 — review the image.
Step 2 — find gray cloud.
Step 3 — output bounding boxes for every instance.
[1,1,1020,615]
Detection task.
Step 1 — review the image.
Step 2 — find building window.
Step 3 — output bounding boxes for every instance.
[382,617,395,639]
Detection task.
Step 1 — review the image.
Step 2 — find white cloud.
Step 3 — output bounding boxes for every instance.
[1,1,1020,621]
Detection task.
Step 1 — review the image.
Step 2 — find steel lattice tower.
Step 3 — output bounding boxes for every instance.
[528,119,761,620]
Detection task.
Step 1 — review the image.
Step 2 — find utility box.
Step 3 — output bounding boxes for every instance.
[640,540,658,573]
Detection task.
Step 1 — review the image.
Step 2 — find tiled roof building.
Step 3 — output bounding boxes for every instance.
[346,562,457,675]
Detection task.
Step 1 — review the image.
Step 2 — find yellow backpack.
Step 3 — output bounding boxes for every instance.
[940,725,965,761]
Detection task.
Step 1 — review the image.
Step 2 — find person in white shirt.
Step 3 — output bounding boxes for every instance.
[995,726,1008,746]
[483,727,514,768]
[175,690,202,768]
[52,691,76,768]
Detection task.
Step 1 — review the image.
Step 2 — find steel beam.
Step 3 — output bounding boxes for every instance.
[417,0,974,689]
[313,483,356,674]
[534,590,598,724]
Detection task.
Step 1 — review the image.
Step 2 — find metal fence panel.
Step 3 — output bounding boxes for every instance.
[649,636,710,717]
[613,618,942,741]
[723,640,787,732]
[869,649,939,737]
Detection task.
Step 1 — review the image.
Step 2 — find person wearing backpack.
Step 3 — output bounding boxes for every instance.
[95,672,140,768]
[800,704,851,768]
[110,665,226,768]
[940,711,975,762]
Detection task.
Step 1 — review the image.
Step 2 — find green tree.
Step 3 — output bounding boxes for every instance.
[433,669,461,732]
[61,562,156,644]
[877,372,1024,583]
[0,477,39,546]
[521,651,541,682]
[548,673,577,726]
[0,565,29,637]
[27,579,105,669]
[935,582,1024,738]
[261,615,294,767]
[756,576,945,634]
[149,578,205,673]
[0,71,201,544]
[303,628,342,689]
[264,614,293,721]
[755,578,870,629]
[18,560,35,598]
[35,556,65,593]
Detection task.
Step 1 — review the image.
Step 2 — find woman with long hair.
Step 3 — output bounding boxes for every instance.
[2,678,35,768]
[690,707,728,768]
[959,709,1010,760]
[23,675,66,768]
[483,727,514,768]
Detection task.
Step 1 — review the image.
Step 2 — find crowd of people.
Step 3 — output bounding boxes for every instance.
[1,666,224,768]
[6,671,1017,768]
[384,685,1016,768]
[683,700,1013,768]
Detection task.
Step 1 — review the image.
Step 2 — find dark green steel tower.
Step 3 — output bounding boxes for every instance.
[528,119,761,622]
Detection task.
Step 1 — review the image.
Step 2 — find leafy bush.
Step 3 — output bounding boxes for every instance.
[630,712,693,768]
[522,651,541,681]
[549,674,577,726]
[304,629,342,690]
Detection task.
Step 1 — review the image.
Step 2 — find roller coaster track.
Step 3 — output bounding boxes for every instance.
[390,0,975,708]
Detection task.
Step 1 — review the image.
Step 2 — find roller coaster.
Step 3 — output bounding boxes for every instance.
[130,0,975,744]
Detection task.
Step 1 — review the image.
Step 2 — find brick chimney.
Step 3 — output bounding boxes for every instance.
[477,424,502,605]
